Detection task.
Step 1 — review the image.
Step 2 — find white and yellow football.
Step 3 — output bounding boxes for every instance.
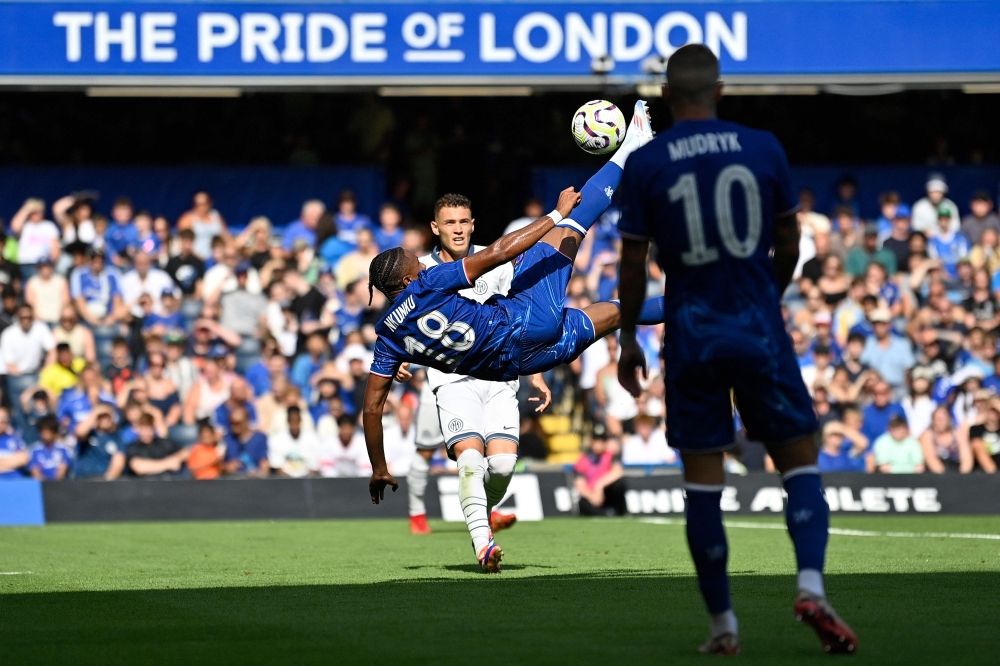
[571,100,626,155]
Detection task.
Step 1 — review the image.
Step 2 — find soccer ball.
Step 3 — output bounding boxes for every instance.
[571,100,626,155]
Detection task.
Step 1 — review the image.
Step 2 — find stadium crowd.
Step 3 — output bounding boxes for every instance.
[0,170,999,486]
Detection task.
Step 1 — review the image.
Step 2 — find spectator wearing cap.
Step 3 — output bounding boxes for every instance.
[24,257,69,326]
[70,249,124,328]
[846,223,897,277]
[222,405,269,477]
[912,174,960,236]
[73,403,125,480]
[334,189,373,247]
[104,196,139,268]
[0,303,55,427]
[282,199,326,257]
[873,416,925,473]
[10,198,61,281]
[880,204,913,271]
[817,421,871,474]
[961,191,1000,245]
[119,252,177,318]
[861,380,907,443]
[574,426,627,516]
[927,207,972,279]
[860,308,914,389]
[810,310,841,363]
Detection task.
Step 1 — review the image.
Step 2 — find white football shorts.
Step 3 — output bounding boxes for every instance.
[435,377,520,456]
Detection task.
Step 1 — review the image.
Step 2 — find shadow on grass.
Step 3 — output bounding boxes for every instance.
[1,571,996,665]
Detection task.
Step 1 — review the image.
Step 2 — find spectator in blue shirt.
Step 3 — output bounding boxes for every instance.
[28,415,72,481]
[214,377,258,433]
[334,189,372,246]
[861,380,907,444]
[928,206,972,279]
[73,404,126,480]
[282,199,325,257]
[0,407,28,479]
[57,363,115,435]
[142,289,185,337]
[104,197,139,268]
[291,331,329,394]
[70,249,123,328]
[817,421,870,473]
[860,308,915,389]
[222,406,269,477]
[373,203,404,251]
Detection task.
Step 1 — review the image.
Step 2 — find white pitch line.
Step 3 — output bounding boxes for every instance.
[638,517,1000,540]
[0,571,32,575]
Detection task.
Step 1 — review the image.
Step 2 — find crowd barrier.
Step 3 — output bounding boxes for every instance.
[1,472,997,526]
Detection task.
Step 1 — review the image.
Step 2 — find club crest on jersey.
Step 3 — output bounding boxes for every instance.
[474,279,488,295]
[384,294,416,333]
[604,186,614,199]
[448,418,464,433]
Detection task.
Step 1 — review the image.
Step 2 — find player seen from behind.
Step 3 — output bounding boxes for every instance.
[399,193,553,539]
[364,101,662,572]
[616,45,857,655]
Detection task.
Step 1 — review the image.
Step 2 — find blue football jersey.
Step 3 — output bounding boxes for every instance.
[371,260,518,381]
[619,118,799,363]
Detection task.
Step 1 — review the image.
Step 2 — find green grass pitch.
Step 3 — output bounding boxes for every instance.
[1,515,998,665]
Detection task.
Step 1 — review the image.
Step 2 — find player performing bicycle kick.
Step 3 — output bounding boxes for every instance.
[363,101,664,572]
[397,192,554,539]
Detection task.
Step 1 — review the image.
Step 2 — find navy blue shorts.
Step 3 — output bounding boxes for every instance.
[664,349,818,453]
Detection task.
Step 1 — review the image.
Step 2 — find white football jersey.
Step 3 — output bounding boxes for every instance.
[419,245,514,389]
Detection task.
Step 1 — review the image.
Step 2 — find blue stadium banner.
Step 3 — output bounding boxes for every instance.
[0,479,46,526]
[0,1,998,80]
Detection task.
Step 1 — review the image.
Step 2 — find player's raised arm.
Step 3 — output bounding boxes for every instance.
[772,211,801,293]
[363,372,399,504]
[463,187,581,282]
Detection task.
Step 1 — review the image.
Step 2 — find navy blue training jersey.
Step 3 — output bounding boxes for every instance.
[370,260,518,381]
[619,118,798,363]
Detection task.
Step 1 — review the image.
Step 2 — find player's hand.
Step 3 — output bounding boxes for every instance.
[617,335,648,398]
[527,373,552,412]
[556,187,583,218]
[369,470,399,505]
[395,363,412,382]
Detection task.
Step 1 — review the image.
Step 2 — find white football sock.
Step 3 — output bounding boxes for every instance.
[610,102,650,169]
[484,453,518,514]
[407,451,430,517]
[457,449,491,554]
[798,568,826,599]
[710,610,739,638]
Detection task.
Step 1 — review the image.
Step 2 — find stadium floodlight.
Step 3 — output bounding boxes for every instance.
[590,54,615,76]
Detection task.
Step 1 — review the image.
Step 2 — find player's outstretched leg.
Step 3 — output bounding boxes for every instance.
[582,297,666,340]
[484,451,518,532]
[542,100,655,259]
[407,449,433,534]
[456,446,502,573]
[771,435,858,654]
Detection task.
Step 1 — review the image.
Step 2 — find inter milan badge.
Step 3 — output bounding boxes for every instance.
[474,279,488,295]
[448,418,464,433]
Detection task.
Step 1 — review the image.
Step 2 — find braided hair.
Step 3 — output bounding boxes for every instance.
[368,247,407,305]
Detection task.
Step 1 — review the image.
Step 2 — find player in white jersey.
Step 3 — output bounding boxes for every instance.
[396,193,552,550]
